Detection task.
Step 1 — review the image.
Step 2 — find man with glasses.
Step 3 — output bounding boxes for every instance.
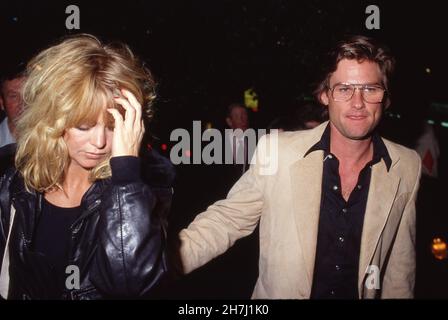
[177,35,421,299]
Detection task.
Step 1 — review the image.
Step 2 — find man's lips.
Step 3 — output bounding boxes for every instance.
[346,115,368,120]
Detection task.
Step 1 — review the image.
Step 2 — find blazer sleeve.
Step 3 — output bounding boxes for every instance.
[90,157,167,298]
[381,154,422,298]
[178,134,272,274]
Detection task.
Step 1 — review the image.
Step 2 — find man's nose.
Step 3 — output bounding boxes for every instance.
[351,88,365,109]
[17,98,25,112]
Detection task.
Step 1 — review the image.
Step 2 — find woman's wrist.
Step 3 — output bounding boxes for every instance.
[110,156,142,184]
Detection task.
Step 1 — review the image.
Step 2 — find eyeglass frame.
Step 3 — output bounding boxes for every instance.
[326,82,387,104]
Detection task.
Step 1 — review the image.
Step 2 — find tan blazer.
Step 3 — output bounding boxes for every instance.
[179,121,421,299]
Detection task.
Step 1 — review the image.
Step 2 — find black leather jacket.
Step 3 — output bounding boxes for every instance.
[0,158,168,300]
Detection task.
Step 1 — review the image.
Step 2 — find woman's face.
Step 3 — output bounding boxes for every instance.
[63,112,113,170]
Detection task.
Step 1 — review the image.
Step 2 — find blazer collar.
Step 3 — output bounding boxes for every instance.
[289,150,324,293]
[357,159,400,295]
[303,122,392,171]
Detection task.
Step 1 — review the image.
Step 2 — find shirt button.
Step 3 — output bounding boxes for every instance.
[342,208,348,214]
[330,290,336,296]
[335,265,341,271]
[328,154,333,159]
[338,236,345,243]
[357,184,362,190]
[333,185,338,191]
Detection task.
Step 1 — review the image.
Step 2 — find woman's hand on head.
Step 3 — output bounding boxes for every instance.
[107,89,145,157]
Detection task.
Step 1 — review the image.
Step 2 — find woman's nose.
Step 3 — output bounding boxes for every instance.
[91,126,107,149]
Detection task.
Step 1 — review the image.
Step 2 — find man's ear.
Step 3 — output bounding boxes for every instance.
[225,117,232,128]
[0,95,4,111]
[319,90,329,106]
[384,97,391,110]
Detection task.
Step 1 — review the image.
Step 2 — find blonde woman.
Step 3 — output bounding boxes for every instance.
[0,34,166,299]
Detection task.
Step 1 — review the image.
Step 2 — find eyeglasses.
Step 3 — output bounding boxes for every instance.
[327,83,386,103]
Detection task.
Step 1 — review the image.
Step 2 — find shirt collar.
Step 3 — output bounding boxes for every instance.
[304,123,392,171]
[0,118,16,148]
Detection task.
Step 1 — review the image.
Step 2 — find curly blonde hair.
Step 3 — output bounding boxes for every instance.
[15,34,156,192]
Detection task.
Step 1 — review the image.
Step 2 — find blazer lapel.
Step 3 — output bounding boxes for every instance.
[290,150,324,289]
[358,159,400,291]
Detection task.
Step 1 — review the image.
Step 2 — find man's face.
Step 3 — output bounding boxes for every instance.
[0,77,25,121]
[226,106,249,131]
[320,59,384,140]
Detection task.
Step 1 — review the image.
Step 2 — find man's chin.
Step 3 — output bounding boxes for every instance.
[339,121,376,141]
[344,129,373,141]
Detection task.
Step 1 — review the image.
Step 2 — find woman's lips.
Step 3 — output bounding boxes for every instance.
[85,152,106,159]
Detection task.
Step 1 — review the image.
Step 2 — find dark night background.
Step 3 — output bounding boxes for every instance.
[1,0,447,299]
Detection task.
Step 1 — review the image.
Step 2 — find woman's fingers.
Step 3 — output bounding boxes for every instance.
[139,119,145,140]
[121,89,142,126]
[107,89,145,157]
[114,97,136,128]
[106,108,124,127]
